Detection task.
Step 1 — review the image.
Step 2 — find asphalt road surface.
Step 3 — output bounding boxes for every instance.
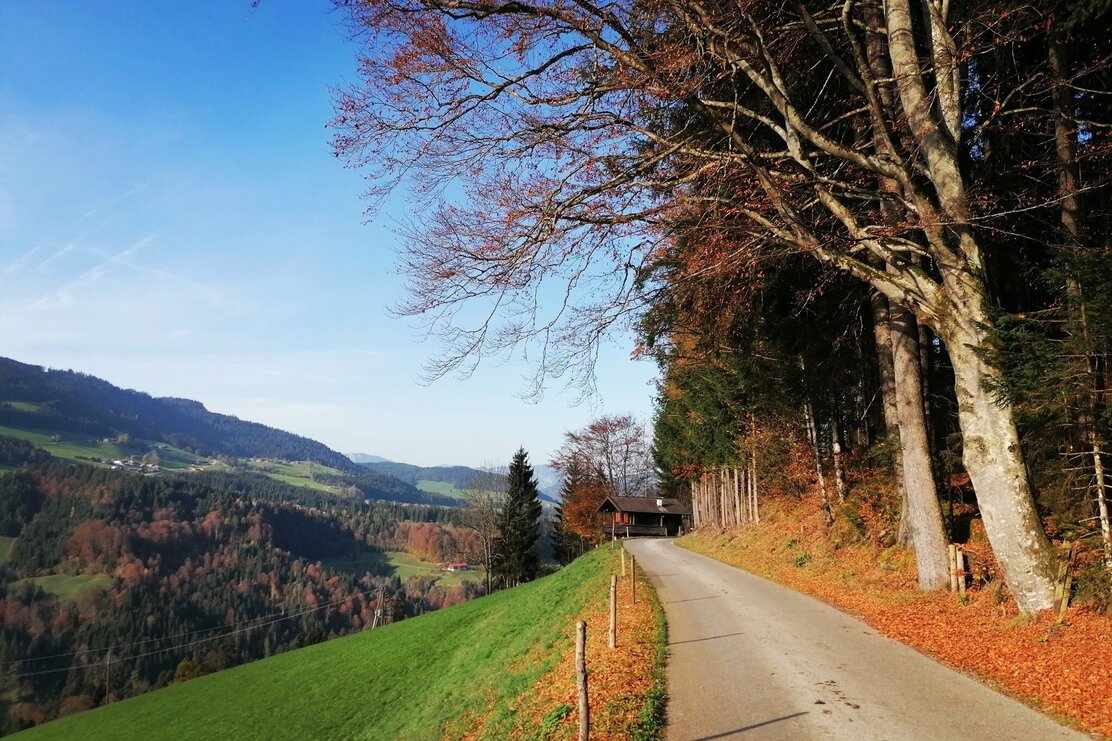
[624,538,1088,741]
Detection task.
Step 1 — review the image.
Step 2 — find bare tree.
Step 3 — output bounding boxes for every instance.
[551,415,655,498]
[461,465,506,594]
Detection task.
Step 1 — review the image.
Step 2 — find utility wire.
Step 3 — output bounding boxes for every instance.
[5,584,383,681]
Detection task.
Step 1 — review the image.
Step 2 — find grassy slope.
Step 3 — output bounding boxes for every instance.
[0,425,208,471]
[244,459,345,494]
[15,548,619,741]
[415,480,463,498]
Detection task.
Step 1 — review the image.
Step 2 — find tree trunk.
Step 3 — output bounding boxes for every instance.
[1050,18,1112,565]
[749,453,759,524]
[804,400,833,526]
[831,415,847,505]
[890,303,950,590]
[942,325,1057,612]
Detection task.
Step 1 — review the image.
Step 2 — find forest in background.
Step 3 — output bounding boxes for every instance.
[0,441,486,735]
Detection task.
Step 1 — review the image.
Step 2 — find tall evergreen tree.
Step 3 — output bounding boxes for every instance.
[492,448,543,587]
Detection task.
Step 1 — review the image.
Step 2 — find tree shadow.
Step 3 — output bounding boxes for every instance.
[687,712,809,739]
[668,631,745,646]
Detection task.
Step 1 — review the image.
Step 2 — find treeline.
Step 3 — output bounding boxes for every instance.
[311,469,459,507]
[0,462,482,734]
[361,461,497,490]
[0,436,51,468]
[0,357,357,471]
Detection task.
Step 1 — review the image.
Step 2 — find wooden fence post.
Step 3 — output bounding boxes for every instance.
[1054,541,1075,621]
[609,575,617,649]
[947,544,959,592]
[956,546,966,597]
[620,547,626,577]
[576,620,590,741]
[631,555,637,604]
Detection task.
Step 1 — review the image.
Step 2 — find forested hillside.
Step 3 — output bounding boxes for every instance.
[0,460,484,734]
[0,358,356,470]
[363,461,488,489]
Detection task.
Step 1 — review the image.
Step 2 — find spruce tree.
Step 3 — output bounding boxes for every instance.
[492,448,543,587]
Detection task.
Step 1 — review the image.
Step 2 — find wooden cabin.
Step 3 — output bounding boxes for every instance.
[598,495,692,537]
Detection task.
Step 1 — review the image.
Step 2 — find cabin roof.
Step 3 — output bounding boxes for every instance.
[598,495,692,516]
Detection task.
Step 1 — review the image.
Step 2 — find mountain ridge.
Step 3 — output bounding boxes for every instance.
[0,357,357,471]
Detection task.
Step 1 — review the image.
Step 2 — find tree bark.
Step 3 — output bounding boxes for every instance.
[942,324,1057,611]
[804,399,833,526]
[890,303,950,590]
[831,415,847,505]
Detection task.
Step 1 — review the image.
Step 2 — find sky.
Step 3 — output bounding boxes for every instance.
[0,1,658,468]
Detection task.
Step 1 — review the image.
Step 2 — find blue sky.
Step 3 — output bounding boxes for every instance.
[0,1,657,467]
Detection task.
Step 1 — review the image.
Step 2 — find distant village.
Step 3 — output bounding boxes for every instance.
[109,455,161,474]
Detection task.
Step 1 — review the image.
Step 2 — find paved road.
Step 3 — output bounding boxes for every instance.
[624,538,1088,741]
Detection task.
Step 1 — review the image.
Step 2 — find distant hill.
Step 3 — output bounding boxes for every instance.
[362,460,561,504]
[347,452,392,464]
[532,464,563,501]
[363,461,490,489]
[0,357,357,471]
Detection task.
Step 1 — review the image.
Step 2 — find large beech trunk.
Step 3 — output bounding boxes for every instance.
[941,322,1057,612]
[890,304,950,589]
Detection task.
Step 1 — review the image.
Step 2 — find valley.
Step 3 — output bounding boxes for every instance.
[0,358,517,734]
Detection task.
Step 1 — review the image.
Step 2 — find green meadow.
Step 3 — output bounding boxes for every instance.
[0,425,209,471]
[244,459,346,493]
[323,551,484,586]
[15,547,619,741]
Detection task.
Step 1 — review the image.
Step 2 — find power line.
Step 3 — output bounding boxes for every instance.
[5,584,384,681]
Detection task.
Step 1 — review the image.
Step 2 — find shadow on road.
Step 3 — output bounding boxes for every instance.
[665,595,719,604]
[668,631,746,646]
[687,712,809,739]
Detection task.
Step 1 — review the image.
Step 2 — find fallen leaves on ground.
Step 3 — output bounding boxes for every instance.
[680,497,1112,739]
[508,550,661,740]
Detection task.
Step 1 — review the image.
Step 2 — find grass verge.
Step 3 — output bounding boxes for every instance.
[505,542,667,741]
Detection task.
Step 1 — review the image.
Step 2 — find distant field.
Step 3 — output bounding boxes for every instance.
[383,550,440,579]
[0,537,15,564]
[245,459,344,493]
[323,550,483,586]
[436,568,484,587]
[16,574,114,599]
[13,548,621,741]
[415,480,503,501]
[2,401,42,413]
[0,425,210,471]
[415,479,462,497]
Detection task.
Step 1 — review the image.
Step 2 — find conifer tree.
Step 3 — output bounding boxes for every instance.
[492,448,543,587]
